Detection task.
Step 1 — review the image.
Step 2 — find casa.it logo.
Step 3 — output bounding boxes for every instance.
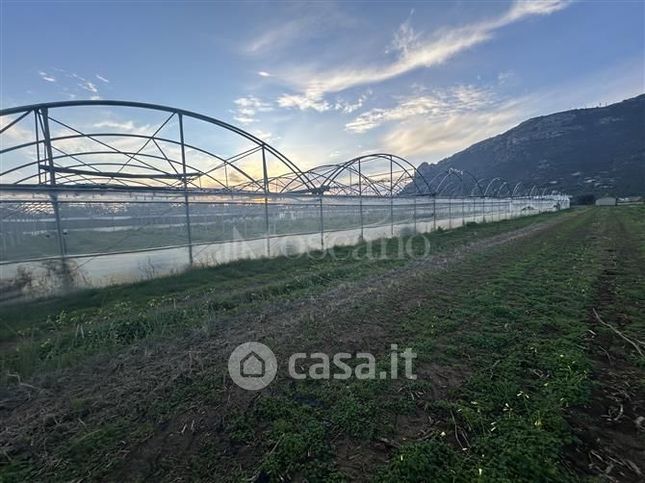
[228,342,417,390]
[227,342,278,390]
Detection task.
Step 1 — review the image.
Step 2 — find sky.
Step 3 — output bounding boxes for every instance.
[1,0,644,172]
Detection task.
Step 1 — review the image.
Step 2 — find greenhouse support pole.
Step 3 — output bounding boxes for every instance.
[413,196,417,233]
[319,195,324,249]
[389,155,394,236]
[358,159,364,241]
[42,108,65,259]
[35,110,42,185]
[432,195,436,231]
[461,197,465,227]
[40,107,71,288]
[262,145,271,257]
[178,113,193,265]
[482,197,486,223]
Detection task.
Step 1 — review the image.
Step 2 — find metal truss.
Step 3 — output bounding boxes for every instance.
[0,100,314,195]
[1,100,564,199]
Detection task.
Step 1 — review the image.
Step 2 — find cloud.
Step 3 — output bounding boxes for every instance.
[69,73,100,95]
[251,129,274,142]
[277,93,331,112]
[247,19,307,54]
[80,81,99,93]
[334,90,371,114]
[380,55,645,162]
[233,95,273,124]
[0,116,33,143]
[345,85,493,133]
[93,120,152,135]
[275,0,570,108]
[278,90,371,113]
[502,0,571,22]
[93,120,135,130]
[38,71,56,82]
[497,70,516,85]
[258,71,272,77]
[386,18,421,57]
[245,3,354,55]
[34,69,106,99]
[381,100,524,160]
[233,115,256,125]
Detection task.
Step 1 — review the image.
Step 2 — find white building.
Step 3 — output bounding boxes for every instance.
[595,196,617,206]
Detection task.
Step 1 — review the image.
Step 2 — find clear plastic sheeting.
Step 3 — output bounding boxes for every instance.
[0,187,569,300]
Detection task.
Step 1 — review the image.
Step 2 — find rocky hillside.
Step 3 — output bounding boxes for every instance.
[416,94,645,197]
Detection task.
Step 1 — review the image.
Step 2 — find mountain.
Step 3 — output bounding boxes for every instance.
[414,94,645,198]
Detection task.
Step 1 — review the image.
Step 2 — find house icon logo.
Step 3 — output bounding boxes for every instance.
[228,342,277,390]
[240,351,265,377]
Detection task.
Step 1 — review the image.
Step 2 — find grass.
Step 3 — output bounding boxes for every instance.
[0,210,559,380]
[222,209,602,482]
[1,206,643,482]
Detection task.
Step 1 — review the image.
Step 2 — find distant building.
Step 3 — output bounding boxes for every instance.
[618,196,644,204]
[595,196,617,206]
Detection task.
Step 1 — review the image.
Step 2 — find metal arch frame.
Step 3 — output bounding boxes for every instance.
[247,154,434,197]
[457,169,485,197]
[483,177,505,197]
[317,153,434,197]
[426,168,484,197]
[438,177,464,196]
[511,182,526,198]
[2,133,273,191]
[252,164,351,195]
[0,100,567,201]
[227,164,359,196]
[478,177,517,198]
[494,181,513,197]
[478,177,559,199]
[0,100,316,193]
[0,100,570,280]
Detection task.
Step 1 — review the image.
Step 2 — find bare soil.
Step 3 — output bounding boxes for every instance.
[565,215,645,481]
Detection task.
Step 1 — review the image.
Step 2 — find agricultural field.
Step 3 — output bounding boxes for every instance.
[1,206,643,481]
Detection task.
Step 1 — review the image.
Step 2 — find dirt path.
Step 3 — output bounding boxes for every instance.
[0,211,579,479]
